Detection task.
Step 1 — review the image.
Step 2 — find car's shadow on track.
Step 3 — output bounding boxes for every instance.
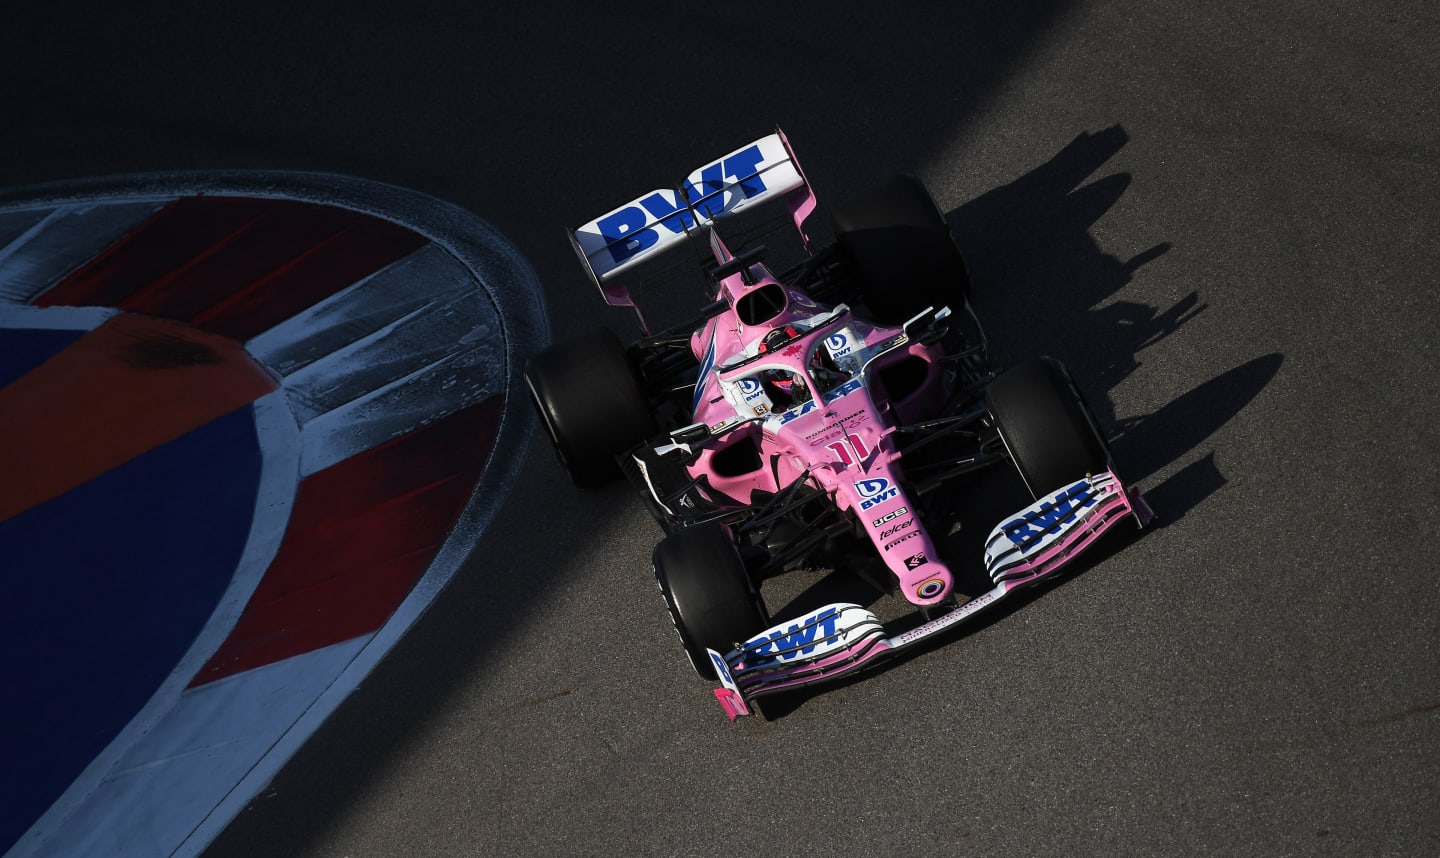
[951,125,1285,529]
[1112,353,1283,523]
[757,128,1286,720]
[951,126,1189,418]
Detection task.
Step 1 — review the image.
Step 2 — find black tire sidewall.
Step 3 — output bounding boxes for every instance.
[986,358,1110,499]
[652,524,768,679]
[525,327,656,485]
[832,175,969,324]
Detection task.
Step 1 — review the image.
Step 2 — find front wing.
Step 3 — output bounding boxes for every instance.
[707,471,1153,720]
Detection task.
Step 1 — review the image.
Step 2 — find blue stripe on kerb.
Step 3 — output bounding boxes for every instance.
[0,406,262,854]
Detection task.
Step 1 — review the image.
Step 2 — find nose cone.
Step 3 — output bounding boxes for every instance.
[835,463,953,606]
[895,555,954,605]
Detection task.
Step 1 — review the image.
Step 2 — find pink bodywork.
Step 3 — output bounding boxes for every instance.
[682,267,953,606]
[711,471,1153,718]
[568,129,1153,719]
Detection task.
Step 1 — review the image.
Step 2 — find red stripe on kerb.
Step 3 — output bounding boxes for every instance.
[0,314,279,524]
[115,203,363,320]
[191,395,504,685]
[187,215,427,341]
[36,197,426,341]
[35,197,274,309]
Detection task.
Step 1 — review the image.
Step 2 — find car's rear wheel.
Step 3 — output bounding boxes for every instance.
[524,327,657,486]
[652,523,770,679]
[832,174,969,324]
[986,358,1110,499]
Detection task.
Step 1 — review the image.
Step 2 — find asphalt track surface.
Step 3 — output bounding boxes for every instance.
[3,2,1437,855]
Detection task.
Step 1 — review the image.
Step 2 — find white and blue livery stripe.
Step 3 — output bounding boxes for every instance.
[691,332,717,413]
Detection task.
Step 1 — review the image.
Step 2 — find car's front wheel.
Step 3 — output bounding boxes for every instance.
[652,524,770,679]
[986,358,1110,499]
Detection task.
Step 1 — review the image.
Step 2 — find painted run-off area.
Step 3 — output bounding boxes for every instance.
[0,188,517,856]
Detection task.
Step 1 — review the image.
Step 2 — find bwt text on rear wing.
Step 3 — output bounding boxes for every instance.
[568,129,817,330]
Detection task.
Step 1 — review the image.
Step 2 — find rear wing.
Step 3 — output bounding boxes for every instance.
[569,129,818,330]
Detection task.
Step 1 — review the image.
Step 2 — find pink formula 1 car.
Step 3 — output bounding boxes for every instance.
[526,131,1152,719]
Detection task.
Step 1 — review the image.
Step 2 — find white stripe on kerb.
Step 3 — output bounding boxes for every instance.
[0,201,166,305]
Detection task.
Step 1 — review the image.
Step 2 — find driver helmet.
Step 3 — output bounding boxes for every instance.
[759,366,808,408]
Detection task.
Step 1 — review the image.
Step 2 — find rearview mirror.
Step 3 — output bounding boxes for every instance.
[903,305,953,343]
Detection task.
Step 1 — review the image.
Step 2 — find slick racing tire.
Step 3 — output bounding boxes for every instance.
[832,174,970,325]
[525,327,657,486]
[652,524,770,680]
[986,358,1110,500]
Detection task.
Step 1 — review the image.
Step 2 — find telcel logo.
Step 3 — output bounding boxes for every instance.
[597,145,771,266]
[855,478,898,511]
